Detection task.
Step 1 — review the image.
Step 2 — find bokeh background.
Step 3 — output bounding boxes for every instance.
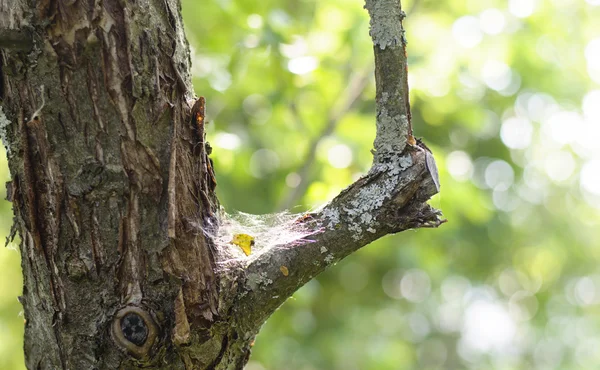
[2,0,600,369]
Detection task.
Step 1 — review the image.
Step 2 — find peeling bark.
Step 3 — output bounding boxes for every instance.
[0,0,443,369]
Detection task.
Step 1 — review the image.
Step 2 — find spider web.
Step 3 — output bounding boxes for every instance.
[209,210,321,267]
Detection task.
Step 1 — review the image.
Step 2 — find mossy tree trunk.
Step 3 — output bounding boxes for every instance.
[0,0,443,369]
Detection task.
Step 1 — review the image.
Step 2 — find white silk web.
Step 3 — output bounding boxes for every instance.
[210,210,320,264]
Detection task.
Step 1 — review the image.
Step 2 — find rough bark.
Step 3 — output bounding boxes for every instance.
[0,0,443,369]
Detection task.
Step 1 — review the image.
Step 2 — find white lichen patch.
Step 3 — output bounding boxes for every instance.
[346,221,362,240]
[324,254,335,264]
[0,107,11,156]
[347,178,395,216]
[374,108,409,156]
[398,155,413,169]
[341,153,412,240]
[321,207,340,230]
[369,153,412,176]
[320,246,328,254]
[246,271,273,291]
[360,212,373,224]
[365,0,406,50]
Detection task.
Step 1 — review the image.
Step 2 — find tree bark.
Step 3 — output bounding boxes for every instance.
[0,0,443,369]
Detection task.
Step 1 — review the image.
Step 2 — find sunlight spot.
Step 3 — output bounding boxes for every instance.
[509,0,536,18]
[209,69,232,92]
[581,160,600,195]
[500,72,521,96]
[382,269,403,300]
[501,117,533,149]
[576,337,600,368]
[401,269,431,303]
[441,276,471,302]
[485,160,514,191]
[268,9,291,28]
[479,9,506,35]
[461,299,516,353]
[582,90,600,120]
[447,151,473,181]
[452,16,483,48]
[285,172,301,188]
[424,76,450,97]
[408,312,431,341]
[458,72,486,101]
[585,38,600,64]
[245,361,266,370]
[517,92,558,123]
[543,111,583,146]
[574,276,598,306]
[493,189,520,212]
[482,60,512,92]
[437,302,463,333]
[214,132,241,150]
[244,35,260,49]
[586,38,600,83]
[247,14,263,29]
[509,291,539,321]
[544,151,575,182]
[280,36,308,58]
[573,121,600,158]
[288,56,318,75]
[327,144,353,169]
[499,268,524,297]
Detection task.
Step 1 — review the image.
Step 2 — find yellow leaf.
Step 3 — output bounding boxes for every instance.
[280,266,289,276]
[231,233,255,256]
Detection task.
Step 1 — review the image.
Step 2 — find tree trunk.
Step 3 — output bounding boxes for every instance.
[0,0,443,369]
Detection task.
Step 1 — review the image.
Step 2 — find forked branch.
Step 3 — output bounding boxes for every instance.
[228,0,444,331]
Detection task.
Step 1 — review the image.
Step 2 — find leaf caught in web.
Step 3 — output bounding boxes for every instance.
[231,233,255,256]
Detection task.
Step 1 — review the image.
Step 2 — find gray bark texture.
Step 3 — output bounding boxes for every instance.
[0,0,444,369]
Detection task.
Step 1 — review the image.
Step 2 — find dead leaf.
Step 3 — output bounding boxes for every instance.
[231,233,255,256]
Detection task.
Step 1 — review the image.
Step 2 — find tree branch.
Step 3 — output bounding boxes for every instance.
[235,149,442,330]
[278,0,423,212]
[229,0,444,331]
[366,0,414,162]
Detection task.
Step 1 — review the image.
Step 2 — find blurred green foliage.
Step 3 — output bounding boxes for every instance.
[0,148,24,370]
[2,0,600,369]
